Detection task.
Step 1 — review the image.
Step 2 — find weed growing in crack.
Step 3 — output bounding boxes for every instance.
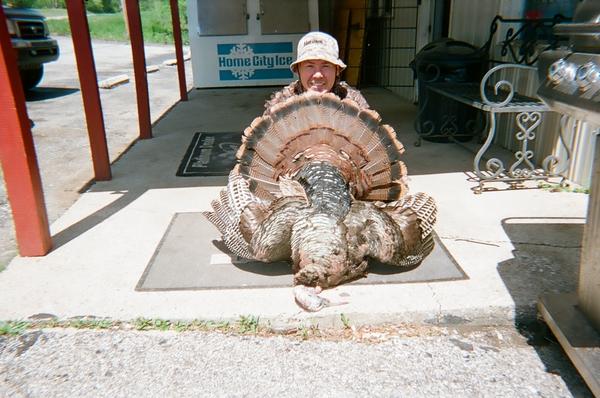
[340,313,351,329]
[238,315,260,334]
[0,320,27,336]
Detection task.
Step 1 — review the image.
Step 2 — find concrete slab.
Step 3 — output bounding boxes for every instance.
[0,87,589,328]
[98,74,129,89]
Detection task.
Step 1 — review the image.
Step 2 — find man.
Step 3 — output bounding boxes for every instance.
[264,31,369,114]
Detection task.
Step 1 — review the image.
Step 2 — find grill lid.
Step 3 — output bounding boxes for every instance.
[537,51,600,125]
[553,0,600,52]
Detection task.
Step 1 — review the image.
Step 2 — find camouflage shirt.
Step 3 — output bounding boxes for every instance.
[264,80,369,115]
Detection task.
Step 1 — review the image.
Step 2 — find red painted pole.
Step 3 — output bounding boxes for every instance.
[66,0,111,181]
[0,4,52,256]
[169,0,187,101]
[123,0,152,139]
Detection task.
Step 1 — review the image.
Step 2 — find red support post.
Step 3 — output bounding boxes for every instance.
[123,0,152,139]
[66,0,111,181]
[169,0,188,101]
[0,4,52,256]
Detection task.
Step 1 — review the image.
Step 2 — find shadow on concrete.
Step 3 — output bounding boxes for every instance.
[498,217,583,321]
[25,87,79,102]
[497,216,593,396]
[51,175,228,251]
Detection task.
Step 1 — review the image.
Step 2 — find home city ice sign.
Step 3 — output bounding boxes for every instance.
[217,42,294,81]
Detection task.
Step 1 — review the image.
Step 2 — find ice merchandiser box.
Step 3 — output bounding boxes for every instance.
[188,0,319,87]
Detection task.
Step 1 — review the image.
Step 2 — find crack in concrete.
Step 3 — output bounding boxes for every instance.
[427,283,443,324]
[439,236,581,249]
[510,241,581,249]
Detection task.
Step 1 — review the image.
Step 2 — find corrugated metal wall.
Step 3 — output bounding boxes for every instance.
[448,0,597,186]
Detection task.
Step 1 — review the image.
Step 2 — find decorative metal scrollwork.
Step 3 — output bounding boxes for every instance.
[509,112,541,177]
[479,64,537,108]
[440,115,458,137]
[473,107,570,193]
[482,14,570,65]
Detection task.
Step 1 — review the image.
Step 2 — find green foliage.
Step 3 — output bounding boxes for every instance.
[300,326,309,340]
[6,0,119,12]
[134,317,153,331]
[133,318,172,331]
[68,318,114,329]
[0,320,28,336]
[85,0,121,13]
[152,319,171,331]
[237,315,260,334]
[538,182,590,194]
[44,1,189,45]
[139,0,188,44]
[173,320,192,332]
[7,0,37,8]
[340,313,351,329]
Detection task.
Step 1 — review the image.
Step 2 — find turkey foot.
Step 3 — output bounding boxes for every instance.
[293,285,348,312]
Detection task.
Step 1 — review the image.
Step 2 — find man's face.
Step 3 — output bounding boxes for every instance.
[298,60,338,93]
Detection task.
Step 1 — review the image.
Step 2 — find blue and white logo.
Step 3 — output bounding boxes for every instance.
[217,42,294,81]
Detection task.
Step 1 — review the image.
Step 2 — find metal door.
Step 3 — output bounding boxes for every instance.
[259,0,310,34]
[197,0,248,36]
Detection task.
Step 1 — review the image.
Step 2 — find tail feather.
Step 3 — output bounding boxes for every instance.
[399,193,438,238]
[202,169,267,259]
[364,183,408,201]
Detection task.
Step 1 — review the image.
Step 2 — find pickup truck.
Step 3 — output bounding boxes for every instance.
[3,5,59,90]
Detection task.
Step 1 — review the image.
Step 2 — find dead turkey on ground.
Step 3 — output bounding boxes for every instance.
[203,92,437,311]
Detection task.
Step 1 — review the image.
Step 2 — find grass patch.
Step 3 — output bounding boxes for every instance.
[0,317,359,343]
[38,8,68,18]
[538,181,589,194]
[0,318,434,343]
[340,313,351,329]
[0,320,28,336]
[45,4,188,44]
[48,13,127,42]
[134,317,161,331]
[69,318,113,329]
[237,315,260,334]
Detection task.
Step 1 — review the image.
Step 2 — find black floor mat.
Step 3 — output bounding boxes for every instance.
[176,132,240,177]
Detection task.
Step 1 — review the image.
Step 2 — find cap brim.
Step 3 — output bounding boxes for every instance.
[290,57,347,73]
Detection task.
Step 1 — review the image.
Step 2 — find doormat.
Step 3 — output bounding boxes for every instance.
[176,132,241,177]
[136,212,467,291]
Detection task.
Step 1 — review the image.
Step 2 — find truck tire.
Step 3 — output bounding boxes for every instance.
[20,66,44,91]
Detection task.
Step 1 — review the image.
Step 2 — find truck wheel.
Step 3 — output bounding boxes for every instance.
[20,66,44,91]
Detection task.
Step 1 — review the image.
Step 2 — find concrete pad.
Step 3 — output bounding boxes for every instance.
[98,74,129,89]
[0,87,589,328]
[162,58,177,66]
[146,65,160,73]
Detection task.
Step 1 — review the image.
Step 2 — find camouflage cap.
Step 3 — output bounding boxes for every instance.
[290,32,347,73]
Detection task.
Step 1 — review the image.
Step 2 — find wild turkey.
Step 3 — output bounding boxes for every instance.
[203,92,437,311]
